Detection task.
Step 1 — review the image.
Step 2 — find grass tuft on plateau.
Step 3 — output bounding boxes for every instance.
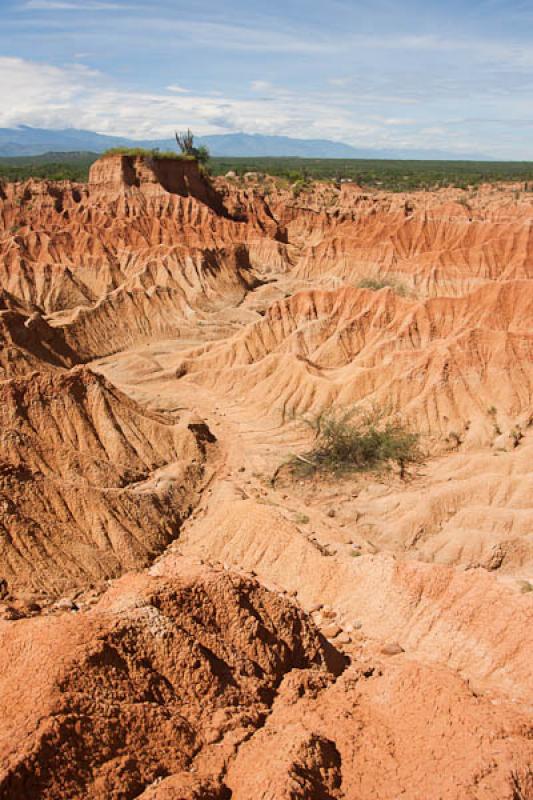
[102,147,192,160]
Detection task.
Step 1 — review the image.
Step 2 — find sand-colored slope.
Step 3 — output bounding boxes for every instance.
[93,272,532,578]
[4,167,533,326]
[293,204,533,295]
[52,245,261,359]
[175,498,532,702]
[173,281,533,439]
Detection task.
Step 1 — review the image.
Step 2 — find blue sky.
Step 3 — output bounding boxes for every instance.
[1,0,533,157]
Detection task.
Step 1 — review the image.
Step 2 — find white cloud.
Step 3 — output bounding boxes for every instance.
[250,81,274,92]
[109,18,533,69]
[381,118,418,127]
[0,56,531,157]
[0,57,100,129]
[0,57,377,141]
[136,19,337,55]
[420,126,447,135]
[166,85,190,94]
[329,78,351,87]
[25,1,128,9]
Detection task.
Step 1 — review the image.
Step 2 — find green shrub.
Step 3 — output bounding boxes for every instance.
[357,276,408,296]
[447,430,462,447]
[291,178,308,198]
[175,129,210,165]
[292,181,302,198]
[288,405,423,479]
[487,405,502,435]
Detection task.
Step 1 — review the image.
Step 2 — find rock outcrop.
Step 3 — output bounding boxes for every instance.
[0,368,215,598]
[89,154,227,214]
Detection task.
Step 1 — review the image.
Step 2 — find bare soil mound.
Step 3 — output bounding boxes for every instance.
[1,558,530,800]
[0,367,215,599]
[176,498,532,703]
[0,559,344,799]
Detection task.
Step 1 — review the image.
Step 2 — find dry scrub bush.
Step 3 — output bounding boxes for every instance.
[357,276,409,296]
[288,405,423,479]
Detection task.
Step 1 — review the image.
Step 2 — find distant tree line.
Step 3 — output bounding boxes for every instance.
[3,149,533,190]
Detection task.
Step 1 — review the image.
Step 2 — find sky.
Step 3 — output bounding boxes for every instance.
[1,0,533,157]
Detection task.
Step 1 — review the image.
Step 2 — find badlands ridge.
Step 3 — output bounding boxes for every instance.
[0,154,532,799]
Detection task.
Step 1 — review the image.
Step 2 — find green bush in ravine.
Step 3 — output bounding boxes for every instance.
[357,276,409,296]
[288,405,423,479]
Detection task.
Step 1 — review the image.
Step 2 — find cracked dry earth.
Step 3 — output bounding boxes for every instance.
[0,155,532,800]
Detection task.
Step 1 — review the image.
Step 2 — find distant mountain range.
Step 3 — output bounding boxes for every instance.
[0,126,493,161]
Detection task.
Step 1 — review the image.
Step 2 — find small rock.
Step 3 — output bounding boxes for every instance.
[381,642,404,656]
[322,624,342,639]
[0,605,24,620]
[238,466,246,472]
[327,509,336,518]
[308,603,323,613]
[204,726,224,745]
[322,609,337,620]
[336,633,351,645]
[54,597,77,612]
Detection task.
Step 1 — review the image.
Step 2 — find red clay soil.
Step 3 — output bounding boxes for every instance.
[0,159,531,799]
